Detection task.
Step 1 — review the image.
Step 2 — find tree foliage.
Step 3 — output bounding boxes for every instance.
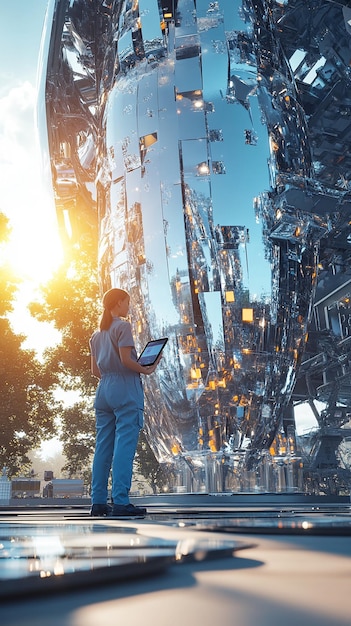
[30,240,101,392]
[0,213,56,475]
[28,235,101,479]
[59,401,95,484]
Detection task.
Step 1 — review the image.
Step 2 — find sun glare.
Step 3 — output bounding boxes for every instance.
[38,437,63,461]
[5,207,63,285]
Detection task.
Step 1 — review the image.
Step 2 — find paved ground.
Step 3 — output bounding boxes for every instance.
[0,496,350,626]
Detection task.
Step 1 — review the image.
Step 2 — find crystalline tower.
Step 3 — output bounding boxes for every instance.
[40,0,351,492]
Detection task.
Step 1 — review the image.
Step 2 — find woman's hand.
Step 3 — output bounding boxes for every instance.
[142,356,161,375]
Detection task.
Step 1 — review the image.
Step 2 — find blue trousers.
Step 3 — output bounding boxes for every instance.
[91,373,144,505]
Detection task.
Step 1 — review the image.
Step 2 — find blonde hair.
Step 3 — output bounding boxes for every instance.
[99,288,129,330]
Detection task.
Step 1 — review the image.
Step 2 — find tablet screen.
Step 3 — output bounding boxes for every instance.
[137,338,168,366]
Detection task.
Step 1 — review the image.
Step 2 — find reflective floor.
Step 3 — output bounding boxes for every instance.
[0,512,251,599]
[1,495,351,625]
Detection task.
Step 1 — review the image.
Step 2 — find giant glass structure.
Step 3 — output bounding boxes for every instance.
[39,0,351,494]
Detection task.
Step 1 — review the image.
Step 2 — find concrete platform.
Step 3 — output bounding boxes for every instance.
[0,495,350,625]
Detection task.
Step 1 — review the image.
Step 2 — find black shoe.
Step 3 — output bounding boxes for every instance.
[90,504,112,517]
[112,503,147,518]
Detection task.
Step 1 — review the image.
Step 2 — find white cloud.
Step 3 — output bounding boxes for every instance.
[0,80,61,269]
[0,82,44,226]
[0,81,37,160]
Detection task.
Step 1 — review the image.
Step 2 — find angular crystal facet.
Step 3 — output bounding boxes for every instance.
[40,0,351,494]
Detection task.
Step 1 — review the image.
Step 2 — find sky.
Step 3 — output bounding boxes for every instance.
[0,0,63,353]
[0,1,64,461]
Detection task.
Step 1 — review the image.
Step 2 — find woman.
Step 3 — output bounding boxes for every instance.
[89,288,160,517]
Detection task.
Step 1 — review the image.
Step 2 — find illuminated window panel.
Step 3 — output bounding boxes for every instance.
[242,308,254,322]
[225,290,235,303]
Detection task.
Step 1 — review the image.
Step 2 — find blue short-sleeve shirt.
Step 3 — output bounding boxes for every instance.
[90,317,138,376]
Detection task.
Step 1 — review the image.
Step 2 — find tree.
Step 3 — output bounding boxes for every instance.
[59,401,95,486]
[30,240,101,392]
[29,235,100,478]
[0,213,56,475]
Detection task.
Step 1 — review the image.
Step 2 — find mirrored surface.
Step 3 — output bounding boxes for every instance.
[41,0,351,493]
[181,514,351,535]
[0,517,251,598]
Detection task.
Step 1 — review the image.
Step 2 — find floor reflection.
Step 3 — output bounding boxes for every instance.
[170,514,351,535]
[0,515,251,599]
[1,498,350,599]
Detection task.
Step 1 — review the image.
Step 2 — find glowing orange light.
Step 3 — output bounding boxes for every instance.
[242,308,254,322]
[190,367,201,379]
[171,443,180,455]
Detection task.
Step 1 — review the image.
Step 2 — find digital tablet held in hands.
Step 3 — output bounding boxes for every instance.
[137,338,168,366]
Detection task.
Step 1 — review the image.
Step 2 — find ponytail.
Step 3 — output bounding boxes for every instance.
[99,308,113,331]
[99,288,129,331]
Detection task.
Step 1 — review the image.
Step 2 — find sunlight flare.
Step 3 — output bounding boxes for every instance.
[4,197,63,285]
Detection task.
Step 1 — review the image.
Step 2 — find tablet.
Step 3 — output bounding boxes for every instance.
[137,338,168,366]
